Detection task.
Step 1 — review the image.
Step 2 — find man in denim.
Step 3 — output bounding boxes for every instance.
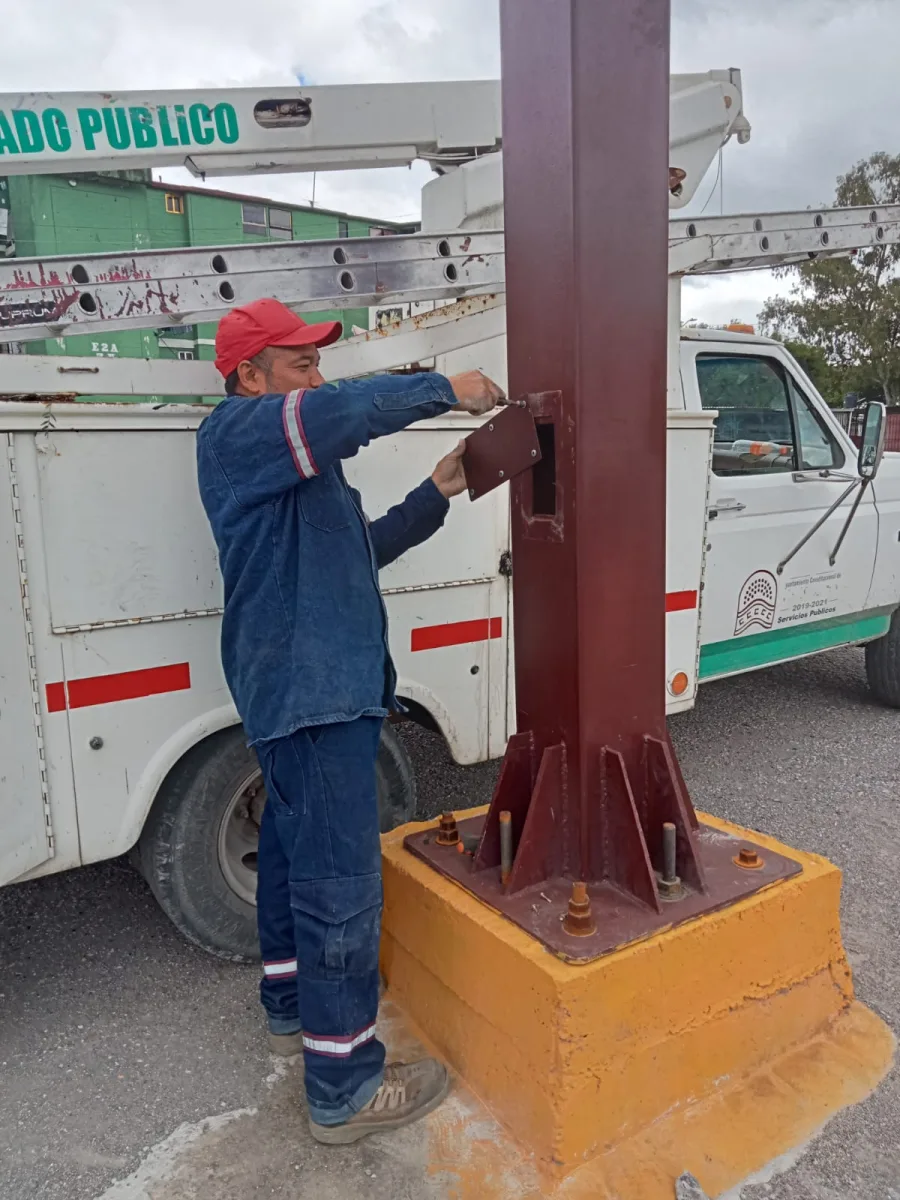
[197,298,506,1144]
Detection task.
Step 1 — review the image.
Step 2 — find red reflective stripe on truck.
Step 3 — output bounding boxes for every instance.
[411,617,503,652]
[665,590,698,613]
[45,663,191,712]
[411,598,694,654]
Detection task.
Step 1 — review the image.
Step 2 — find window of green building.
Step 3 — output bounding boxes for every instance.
[242,202,267,235]
[269,207,292,240]
[242,202,294,241]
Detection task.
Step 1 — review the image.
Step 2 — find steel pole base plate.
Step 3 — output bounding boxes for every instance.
[404,815,801,962]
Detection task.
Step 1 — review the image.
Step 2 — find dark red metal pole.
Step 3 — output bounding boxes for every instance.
[406,0,799,956]
[500,0,672,882]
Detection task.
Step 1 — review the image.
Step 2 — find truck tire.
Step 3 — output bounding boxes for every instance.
[135,722,417,961]
[865,609,900,707]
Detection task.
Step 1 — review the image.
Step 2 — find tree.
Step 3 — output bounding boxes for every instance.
[779,338,843,406]
[759,152,900,405]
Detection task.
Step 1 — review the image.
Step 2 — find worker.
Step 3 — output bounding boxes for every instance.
[196,298,507,1145]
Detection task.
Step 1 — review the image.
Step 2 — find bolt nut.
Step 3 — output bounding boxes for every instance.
[657,873,684,901]
[734,845,764,870]
[563,881,596,937]
[498,470,505,479]
[531,449,537,457]
[436,811,460,847]
[89,736,103,750]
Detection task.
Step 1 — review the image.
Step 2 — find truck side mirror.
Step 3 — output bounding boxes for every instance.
[857,401,887,480]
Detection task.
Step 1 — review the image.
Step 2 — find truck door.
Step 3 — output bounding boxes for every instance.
[0,441,53,883]
[684,343,881,681]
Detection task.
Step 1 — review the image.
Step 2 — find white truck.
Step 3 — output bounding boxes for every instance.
[2,76,899,961]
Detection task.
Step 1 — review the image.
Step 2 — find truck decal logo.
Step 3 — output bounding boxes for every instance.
[734,571,778,636]
[0,103,240,159]
[0,297,74,327]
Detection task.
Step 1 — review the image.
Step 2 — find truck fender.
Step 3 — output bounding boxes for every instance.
[395,678,484,765]
[122,702,240,851]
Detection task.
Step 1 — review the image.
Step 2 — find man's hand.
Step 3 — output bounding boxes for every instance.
[431,440,468,499]
[448,370,508,416]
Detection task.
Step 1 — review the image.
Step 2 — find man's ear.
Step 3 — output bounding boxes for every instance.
[236,359,263,396]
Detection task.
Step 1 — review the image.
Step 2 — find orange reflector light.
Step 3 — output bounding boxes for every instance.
[669,671,690,697]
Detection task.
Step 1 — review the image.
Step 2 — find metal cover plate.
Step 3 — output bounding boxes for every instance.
[463,403,541,501]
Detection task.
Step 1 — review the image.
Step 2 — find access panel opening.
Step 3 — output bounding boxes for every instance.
[532,423,557,516]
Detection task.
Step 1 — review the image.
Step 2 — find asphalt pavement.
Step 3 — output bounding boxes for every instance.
[1,647,898,1199]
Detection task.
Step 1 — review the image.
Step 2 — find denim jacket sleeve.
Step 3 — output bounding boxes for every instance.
[201,373,457,509]
[351,479,451,569]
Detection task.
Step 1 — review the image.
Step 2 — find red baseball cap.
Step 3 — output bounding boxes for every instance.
[214,298,343,378]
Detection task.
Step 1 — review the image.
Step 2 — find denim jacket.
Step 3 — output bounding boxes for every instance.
[196,373,457,744]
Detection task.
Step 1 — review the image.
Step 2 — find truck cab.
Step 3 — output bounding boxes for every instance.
[678,327,900,682]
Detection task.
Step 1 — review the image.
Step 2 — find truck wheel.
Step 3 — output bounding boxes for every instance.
[136,722,417,961]
[865,609,900,707]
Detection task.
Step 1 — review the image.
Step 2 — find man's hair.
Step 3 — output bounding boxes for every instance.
[224,347,275,396]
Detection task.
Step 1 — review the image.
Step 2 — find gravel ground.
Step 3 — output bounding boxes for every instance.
[0,647,897,1199]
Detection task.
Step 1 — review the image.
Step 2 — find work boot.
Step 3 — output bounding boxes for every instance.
[307,1059,450,1145]
[268,1030,304,1057]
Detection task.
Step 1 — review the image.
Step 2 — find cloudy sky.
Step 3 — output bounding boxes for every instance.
[3,0,898,326]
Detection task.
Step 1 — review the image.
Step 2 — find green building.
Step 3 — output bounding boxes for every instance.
[0,170,415,399]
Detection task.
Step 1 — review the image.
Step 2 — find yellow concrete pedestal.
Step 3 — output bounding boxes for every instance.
[381,809,894,1198]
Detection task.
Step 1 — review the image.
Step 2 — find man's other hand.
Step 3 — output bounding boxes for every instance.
[431,440,468,499]
[448,370,508,416]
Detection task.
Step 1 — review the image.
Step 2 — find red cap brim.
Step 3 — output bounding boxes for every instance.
[268,319,344,350]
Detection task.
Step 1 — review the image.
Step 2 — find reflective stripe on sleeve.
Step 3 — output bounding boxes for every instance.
[283,389,318,478]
